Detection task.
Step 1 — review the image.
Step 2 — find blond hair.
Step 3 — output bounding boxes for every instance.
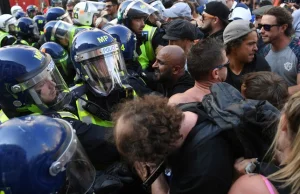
[268,92,300,194]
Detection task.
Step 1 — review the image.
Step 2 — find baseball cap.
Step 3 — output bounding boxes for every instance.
[163,19,198,41]
[163,2,192,19]
[229,4,252,21]
[253,5,273,16]
[204,1,230,24]
[223,20,256,44]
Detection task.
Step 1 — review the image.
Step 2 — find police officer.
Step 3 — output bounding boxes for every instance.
[105,24,154,96]
[70,29,135,126]
[40,42,76,86]
[0,14,17,47]
[26,5,38,18]
[45,7,73,24]
[44,20,91,51]
[33,15,46,35]
[14,17,41,48]
[0,45,141,194]
[72,1,100,27]
[0,115,96,194]
[117,0,167,70]
[0,45,119,169]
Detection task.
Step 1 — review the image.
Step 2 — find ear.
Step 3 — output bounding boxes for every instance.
[211,68,219,79]
[280,24,288,34]
[280,114,288,132]
[172,65,182,74]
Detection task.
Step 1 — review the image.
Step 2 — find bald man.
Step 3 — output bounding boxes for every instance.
[152,45,194,97]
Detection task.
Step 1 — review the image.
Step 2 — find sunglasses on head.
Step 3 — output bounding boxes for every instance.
[257,24,280,31]
[214,60,230,69]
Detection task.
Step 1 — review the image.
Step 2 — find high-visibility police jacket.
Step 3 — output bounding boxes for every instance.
[0,31,8,46]
[138,24,157,70]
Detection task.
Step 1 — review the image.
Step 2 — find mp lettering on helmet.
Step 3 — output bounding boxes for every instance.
[97,36,109,43]
[140,4,146,9]
[34,51,43,60]
[121,44,125,51]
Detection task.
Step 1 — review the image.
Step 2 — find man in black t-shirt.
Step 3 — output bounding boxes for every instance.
[223,20,270,91]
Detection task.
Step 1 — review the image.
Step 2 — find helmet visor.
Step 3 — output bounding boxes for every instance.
[50,118,96,194]
[60,12,74,24]
[52,21,72,47]
[76,43,128,96]
[23,55,71,111]
[125,1,158,19]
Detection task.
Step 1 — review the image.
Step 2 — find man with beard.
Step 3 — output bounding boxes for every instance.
[152,45,194,97]
[224,20,270,91]
[261,7,300,95]
[199,1,230,42]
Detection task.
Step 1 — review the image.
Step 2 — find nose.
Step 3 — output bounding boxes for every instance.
[253,44,258,52]
[152,60,158,68]
[47,80,56,88]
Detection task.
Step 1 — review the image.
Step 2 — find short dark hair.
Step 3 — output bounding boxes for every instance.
[259,1,272,7]
[242,71,289,110]
[105,0,119,5]
[188,38,224,81]
[265,7,294,37]
[112,95,184,164]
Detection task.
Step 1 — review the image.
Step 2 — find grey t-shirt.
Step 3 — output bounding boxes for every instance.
[262,37,300,86]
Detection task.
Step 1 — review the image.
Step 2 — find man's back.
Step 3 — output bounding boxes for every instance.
[168,125,234,194]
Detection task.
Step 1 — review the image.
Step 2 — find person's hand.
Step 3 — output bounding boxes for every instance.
[234,157,258,177]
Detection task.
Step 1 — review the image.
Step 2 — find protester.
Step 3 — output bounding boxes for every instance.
[113,95,234,194]
[229,91,300,194]
[169,38,227,104]
[226,0,252,21]
[199,1,230,42]
[152,45,194,97]
[261,7,300,95]
[104,0,119,21]
[163,2,192,21]
[224,20,270,91]
[241,71,289,110]
[163,19,200,56]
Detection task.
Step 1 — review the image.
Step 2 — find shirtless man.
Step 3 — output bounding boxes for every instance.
[169,38,228,104]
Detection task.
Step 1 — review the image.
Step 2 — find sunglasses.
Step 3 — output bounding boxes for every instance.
[257,24,280,31]
[215,61,230,69]
[201,13,215,21]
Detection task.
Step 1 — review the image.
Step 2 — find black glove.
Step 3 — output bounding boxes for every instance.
[104,162,135,184]
[92,174,123,194]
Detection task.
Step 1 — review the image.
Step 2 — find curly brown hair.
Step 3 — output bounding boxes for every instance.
[112,95,184,164]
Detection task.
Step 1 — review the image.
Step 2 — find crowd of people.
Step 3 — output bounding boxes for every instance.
[0,0,300,193]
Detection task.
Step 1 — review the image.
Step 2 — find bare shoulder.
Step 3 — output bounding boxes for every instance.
[229,174,278,194]
[168,93,185,105]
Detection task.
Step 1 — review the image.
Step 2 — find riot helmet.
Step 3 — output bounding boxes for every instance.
[71,29,129,96]
[46,7,73,24]
[33,15,46,34]
[15,11,28,20]
[0,46,71,117]
[16,17,40,40]
[11,5,23,17]
[104,24,137,61]
[26,5,38,18]
[0,115,96,193]
[0,14,17,35]
[73,1,99,26]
